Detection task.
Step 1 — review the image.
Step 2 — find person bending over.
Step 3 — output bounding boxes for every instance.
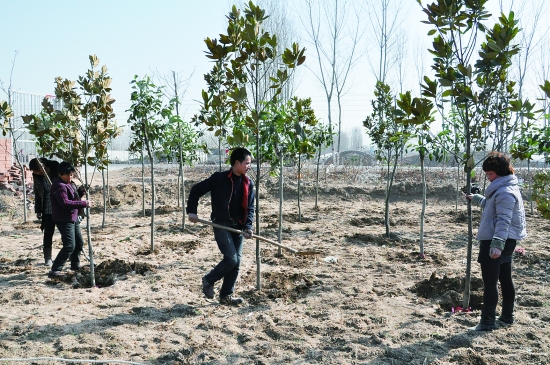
[29,158,59,266]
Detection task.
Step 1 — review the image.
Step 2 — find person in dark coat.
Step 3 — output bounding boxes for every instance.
[29,158,59,266]
[186,147,255,305]
[48,162,92,278]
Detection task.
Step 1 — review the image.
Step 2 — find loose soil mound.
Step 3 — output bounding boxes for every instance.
[50,259,155,288]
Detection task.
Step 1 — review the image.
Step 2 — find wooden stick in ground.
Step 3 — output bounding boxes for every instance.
[196,218,320,256]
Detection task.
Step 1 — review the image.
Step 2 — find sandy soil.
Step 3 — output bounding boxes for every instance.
[0,165,549,365]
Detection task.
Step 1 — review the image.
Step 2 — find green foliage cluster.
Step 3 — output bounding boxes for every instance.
[128,75,206,167]
[0,100,13,136]
[364,81,408,163]
[259,97,318,174]
[23,55,121,169]
[194,1,306,153]
[127,75,172,158]
[533,171,550,219]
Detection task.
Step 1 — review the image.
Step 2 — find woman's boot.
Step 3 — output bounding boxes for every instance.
[499,302,514,324]
[468,309,496,331]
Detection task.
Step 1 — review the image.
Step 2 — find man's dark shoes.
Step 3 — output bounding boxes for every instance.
[70,265,82,271]
[48,270,66,279]
[202,277,214,299]
[219,295,244,306]
[467,322,497,331]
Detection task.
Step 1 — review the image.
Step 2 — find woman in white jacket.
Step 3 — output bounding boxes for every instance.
[466,152,527,331]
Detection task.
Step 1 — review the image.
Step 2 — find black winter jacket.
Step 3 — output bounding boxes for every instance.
[186,169,255,229]
[33,173,56,215]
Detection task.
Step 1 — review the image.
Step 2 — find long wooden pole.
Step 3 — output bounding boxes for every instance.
[36,160,51,185]
[197,218,319,256]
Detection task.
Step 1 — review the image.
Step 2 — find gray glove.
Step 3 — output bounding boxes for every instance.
[243,229,253,239]
[470,194,484,206]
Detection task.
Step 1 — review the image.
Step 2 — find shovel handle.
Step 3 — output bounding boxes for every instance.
[197,218,298,254]
[36,160,52,185]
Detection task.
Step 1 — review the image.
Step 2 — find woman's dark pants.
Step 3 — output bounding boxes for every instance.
[51,221,84,272]
[478,239,516,324]
[41,214,56,260]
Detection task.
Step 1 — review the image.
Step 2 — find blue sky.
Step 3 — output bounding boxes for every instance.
[1,0,401,137]
[1,0,231,123]
[2,0,547,142]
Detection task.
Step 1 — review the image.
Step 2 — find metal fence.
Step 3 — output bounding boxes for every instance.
[7,90,48,162]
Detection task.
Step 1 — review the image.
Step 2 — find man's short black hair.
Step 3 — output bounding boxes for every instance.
[58,161,76,176]
[230,147,253,166]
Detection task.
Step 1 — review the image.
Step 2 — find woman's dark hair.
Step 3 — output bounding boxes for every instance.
[29,159,39,171]
[230,147,253,166]
[482,152,514,176]
[29,158,59,178]
[58,161,76,176]
[28,158,44,171]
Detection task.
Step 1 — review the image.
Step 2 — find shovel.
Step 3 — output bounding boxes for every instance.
[197,218,320,256]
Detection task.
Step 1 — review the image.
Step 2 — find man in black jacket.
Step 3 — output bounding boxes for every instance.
[186,147,255,305]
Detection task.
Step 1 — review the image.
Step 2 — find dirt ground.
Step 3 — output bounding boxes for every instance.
[0,164,549,365]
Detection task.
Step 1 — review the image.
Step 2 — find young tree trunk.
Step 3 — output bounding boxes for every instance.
[176,162,181,208]
[419,151,426,256]
[315,149,321,209]
[278,156,283,256]
[385,160,391,237]
[83,139,96,287]
[144,134,156,252]
[101,169,106,228]
[180,158,186,231]
[18,159,28,223]
[218,138,222,172]
[463,136,473,309]
[141,148,146,217]
[107,162,110,208]
[255,137,262,290]
[297,156,302,223]
[385,152,400,238]
[455,163,460,214]
[528,159,533,214]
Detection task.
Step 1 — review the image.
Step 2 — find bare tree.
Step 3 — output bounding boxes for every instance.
[365,0,408,84]
[413,40,429,95]
[0,51,30,222]
[505,0,549,148]
[155,69,194,207]
[394,30,408,94]
[257,0,301,102]
[301,0,364,165]
[539,39,550,131]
